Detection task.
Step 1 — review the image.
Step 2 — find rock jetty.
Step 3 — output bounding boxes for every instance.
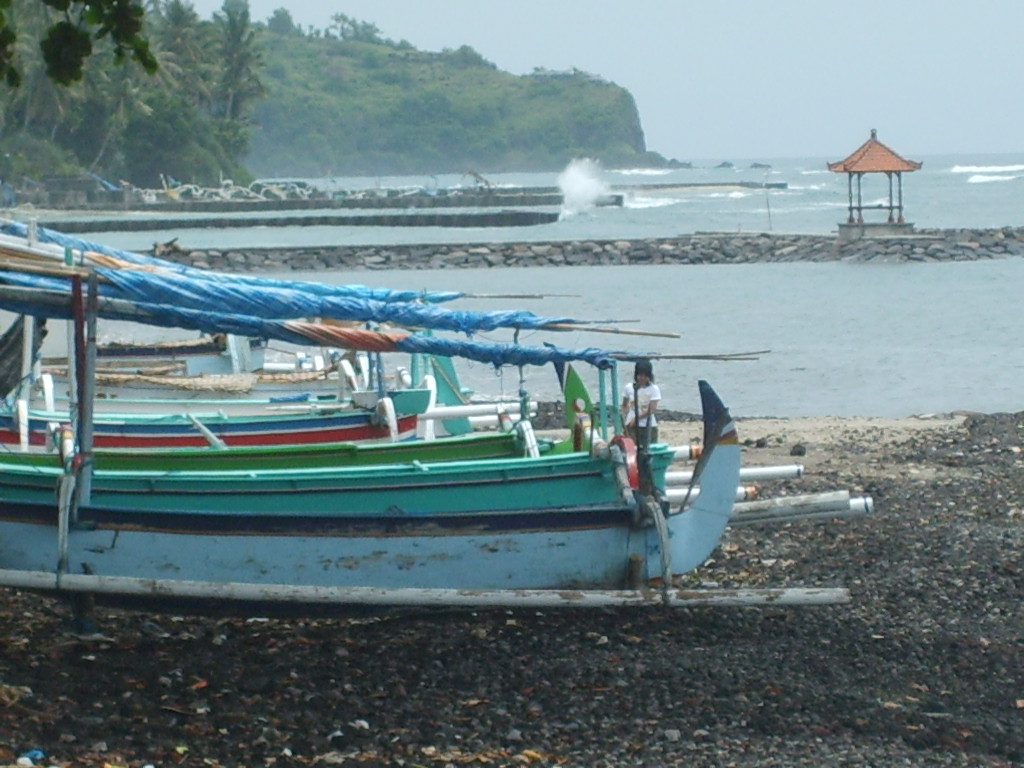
[153,226,1024,272]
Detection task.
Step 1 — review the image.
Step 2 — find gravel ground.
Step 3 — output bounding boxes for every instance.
[1,410,1022,767]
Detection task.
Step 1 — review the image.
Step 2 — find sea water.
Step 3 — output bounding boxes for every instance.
[18,153,1024,417]
[282,259,1024,419]
[63,258,1024,419]
[68,152,1024,252]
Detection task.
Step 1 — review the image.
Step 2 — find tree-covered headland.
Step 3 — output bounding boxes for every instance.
[0,0,673,193]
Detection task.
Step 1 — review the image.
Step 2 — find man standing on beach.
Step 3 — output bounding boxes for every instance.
[621,358,661,444]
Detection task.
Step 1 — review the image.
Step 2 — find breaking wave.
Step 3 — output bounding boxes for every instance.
[558,158,611,215]
[966,173,1023,183]
[951,164,1024,173]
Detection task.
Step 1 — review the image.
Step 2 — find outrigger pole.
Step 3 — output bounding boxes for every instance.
[0,569,851,609]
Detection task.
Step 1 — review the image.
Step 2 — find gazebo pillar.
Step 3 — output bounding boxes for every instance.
[886,172,894,223]
[846,174,855,224]
[897,173,905,223]
[856,173,864,224]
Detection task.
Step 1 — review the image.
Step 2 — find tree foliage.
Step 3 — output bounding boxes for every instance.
[247,31,656,176]
[0,0,256,188]
[0,0,157,86]
[0,2,663,191]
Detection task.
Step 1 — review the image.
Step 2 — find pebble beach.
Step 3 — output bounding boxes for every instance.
[1,409,1021,767]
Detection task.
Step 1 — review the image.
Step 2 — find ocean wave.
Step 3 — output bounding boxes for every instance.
[951,164,1024,174]
[610,168,674,176]
[623,196,682,209]
[966,173,1023,184]
[789,200,851,211]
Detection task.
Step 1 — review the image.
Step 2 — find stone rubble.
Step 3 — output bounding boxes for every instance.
[151,227,1024,272]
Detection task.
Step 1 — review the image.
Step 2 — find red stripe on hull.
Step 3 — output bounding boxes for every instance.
[0,415,418,449]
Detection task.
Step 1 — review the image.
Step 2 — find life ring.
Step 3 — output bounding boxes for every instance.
[376,396,399,441]
[516,420,540,458]
[610,435,639,489]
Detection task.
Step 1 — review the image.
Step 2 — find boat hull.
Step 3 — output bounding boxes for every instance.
[34,380,433,417]
[0,449,677,590]
[0,508,644,591]
[0,381,741,609]
[4,430,528,472]
[0,408,418,448]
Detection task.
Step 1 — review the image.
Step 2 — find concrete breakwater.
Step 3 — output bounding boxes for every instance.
[52,209,561,234]
[156,226,1024,272]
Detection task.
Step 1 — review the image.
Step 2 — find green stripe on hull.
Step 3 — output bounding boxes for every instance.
[2,431,541,472]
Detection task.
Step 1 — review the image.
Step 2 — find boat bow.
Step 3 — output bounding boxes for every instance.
[666,379,741,574]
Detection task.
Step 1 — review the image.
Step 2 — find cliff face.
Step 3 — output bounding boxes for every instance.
[247,35,657,177]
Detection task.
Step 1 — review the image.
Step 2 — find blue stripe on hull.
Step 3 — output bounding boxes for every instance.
[0,518,645,590]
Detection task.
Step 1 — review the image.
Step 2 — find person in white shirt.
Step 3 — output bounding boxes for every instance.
[620,358,661,443]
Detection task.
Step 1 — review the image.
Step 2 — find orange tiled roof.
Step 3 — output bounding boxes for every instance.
[827,129,922,173]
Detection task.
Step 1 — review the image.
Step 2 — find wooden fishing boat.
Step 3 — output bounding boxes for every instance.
[0,400,419,448]
[5,428,534,472]
[0,380,740,611]
[26,373,435,417]
[39,332,268,376]
[25,347,484,423]
[0,222,776,613]
[32,366,345,406]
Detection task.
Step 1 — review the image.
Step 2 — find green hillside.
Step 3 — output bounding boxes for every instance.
[0,3,669,191]
[249,31,661,177]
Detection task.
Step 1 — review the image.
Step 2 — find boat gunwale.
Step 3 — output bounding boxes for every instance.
[0,442,676,482]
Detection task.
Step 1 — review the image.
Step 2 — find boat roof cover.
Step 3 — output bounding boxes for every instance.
[0,220,469,303]
[0,222,624,369]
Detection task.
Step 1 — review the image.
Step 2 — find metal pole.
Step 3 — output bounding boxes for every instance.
[17,314,34,402]
[78,271,98,505]
[610,362,621,434]
[70,276,85,448]
[598,367,609,440]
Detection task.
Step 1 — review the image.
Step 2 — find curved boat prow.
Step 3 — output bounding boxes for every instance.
[667,380,741,574]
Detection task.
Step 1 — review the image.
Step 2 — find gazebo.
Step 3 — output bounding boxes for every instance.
[828,129,921,238]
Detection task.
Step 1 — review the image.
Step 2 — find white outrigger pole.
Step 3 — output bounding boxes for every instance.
[0,570,851,609]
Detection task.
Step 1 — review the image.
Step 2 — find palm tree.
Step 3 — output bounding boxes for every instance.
[83,8,185,171]
[213,0,264,122]
[151,0,216,109]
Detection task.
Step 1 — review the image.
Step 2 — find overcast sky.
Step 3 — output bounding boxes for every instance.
[187,0,1024,162]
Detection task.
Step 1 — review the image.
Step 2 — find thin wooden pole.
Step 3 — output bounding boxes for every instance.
[542,322,681,338]
[0,569,852,609]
